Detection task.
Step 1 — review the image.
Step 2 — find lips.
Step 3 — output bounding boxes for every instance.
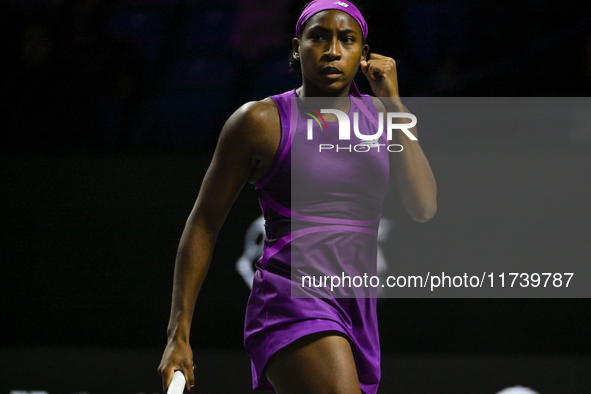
[322,66,343,75]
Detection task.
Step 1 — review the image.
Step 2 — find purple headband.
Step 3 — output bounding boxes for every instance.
[295,0,368,40]
[295,0,368,97]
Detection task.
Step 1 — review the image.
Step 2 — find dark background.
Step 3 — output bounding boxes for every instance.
[2,0,591,392]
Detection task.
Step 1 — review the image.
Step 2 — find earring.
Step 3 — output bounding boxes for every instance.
[294,53,300,59]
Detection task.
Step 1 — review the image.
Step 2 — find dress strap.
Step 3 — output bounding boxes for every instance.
[352,96,379,130]
[255,90,298,190]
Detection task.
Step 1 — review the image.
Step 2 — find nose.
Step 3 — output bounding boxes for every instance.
[323,36,341,60]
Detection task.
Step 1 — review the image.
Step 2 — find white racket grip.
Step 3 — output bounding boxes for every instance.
[167,370,187,394]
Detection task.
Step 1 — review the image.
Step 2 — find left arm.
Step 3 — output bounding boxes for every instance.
[361,53,437,222]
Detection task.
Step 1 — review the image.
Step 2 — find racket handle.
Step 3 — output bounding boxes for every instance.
[167,370,187,394]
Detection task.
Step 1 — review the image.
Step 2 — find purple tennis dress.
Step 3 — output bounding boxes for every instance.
[244,88,390,394]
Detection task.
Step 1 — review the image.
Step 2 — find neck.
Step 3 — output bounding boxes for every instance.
[296,82,352,113]
[297,79,352,98]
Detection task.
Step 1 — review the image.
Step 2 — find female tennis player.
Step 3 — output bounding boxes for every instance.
[158,1,437,393]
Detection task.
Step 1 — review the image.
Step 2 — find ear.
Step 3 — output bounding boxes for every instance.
[361,44,369,61]
[292,37,300,56]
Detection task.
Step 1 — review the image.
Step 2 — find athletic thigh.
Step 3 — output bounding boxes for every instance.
[264,330,363,394]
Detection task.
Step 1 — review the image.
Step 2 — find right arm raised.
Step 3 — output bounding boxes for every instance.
[158,99,280,393]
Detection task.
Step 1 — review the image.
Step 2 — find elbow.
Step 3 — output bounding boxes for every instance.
[410,201,437,223]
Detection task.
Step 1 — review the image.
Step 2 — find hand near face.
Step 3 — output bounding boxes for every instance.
[360,53,400,98]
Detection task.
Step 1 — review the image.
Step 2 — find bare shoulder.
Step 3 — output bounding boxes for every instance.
[370,96,409,113]
[217,97,281,184]
[229,98,278,129]
[222,98,279,140]
[370,96,387,113]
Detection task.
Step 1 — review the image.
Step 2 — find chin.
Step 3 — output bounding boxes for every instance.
[320,80,348,94]
[304,76,347,95]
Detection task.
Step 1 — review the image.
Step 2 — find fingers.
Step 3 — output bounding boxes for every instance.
[360,60,370,78]
[368,53,386,60]
[360,59,380,81]
[160,366,174,393]
[360,53,401,97]
[160,366,194,393]
[159,340,195,393]
[360,60,377,81]
[361,54,396,80]
[185,364,196,392]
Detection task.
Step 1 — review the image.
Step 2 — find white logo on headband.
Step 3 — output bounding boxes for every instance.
[333,1,349,7]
